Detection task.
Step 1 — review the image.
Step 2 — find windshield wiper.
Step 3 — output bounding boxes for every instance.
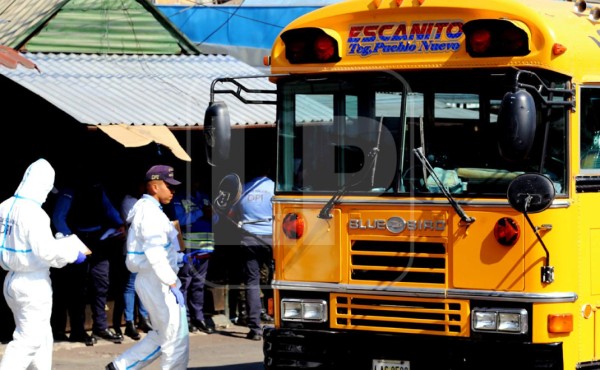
[413,147,475,225]
[370,116,384,187]
[318,146,380,220]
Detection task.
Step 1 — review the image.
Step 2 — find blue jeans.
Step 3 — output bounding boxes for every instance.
[124,272,148,322]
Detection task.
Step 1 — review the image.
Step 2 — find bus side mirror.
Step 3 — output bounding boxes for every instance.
[497,89,536,162]
[507,173,555,213]
[204,102,231,167]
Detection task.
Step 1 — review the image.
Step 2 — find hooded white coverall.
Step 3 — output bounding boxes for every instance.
[112,194,189,370]
[0,158,86,370]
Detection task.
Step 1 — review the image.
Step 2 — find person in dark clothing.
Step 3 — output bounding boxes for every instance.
[52,179,126,344]
[172,182,215,334]
[50,255,93,345]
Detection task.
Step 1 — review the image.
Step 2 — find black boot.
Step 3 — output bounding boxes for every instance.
[188,319,198,333]
[92,328,123,344]
[193,319,215,334]
[137,316,152,333]
[260,309,274,323]
[69,332,96,346]
[125,321,141,340]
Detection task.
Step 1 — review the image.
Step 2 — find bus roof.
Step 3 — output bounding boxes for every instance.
[269,0,600,82]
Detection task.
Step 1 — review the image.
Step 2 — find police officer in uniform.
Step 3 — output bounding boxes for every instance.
[52,176,125,344]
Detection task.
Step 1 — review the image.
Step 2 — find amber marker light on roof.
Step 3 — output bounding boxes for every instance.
[548,313,573,333]
[552,43,567,56]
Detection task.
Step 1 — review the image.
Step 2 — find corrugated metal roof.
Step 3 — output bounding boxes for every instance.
[0,1,63,48]
[0,0,200,54]
[0,52,276,126]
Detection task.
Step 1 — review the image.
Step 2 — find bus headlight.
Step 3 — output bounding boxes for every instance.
[281,299,327,322]
[472,308,528,334]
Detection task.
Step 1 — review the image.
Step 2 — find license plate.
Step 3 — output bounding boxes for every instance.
[372,359,410,370]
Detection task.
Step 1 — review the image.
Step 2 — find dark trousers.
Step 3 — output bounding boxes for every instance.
[51,262,88,337]
[111,255,127,329]
[178,257,209,322]
[241,234,272,335]
[226,245,246,320]
[80,231,115,332]
[89,254,111,331]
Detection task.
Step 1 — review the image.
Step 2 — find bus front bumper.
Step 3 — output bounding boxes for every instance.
[263,327,563,370]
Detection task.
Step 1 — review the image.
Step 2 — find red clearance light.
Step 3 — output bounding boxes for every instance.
[463,19,530,57]
[282,213,305,239]
[494,217,520,246]
[281,28,341,64]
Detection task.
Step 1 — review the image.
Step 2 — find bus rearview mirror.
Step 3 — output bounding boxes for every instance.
[204,101,231,167]
[497,89,536,162]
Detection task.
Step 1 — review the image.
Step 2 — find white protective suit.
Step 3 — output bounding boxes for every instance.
[0,158,86,370]
[112,194,188,370]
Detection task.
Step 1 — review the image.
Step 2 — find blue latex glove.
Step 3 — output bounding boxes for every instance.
[73,251,86,264]
[170,286,185,307]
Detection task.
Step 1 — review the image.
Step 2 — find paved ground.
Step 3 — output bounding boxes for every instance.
[0,318,266,370]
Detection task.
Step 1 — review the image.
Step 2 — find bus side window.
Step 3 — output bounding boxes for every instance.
[581,88,600,169]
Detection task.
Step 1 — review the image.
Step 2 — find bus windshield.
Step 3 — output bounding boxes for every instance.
[276,69,568,196]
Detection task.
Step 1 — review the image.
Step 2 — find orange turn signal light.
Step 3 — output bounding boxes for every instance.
[548,313,573,333]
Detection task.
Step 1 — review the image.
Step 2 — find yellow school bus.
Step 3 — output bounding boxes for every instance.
[205,0,600,368]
